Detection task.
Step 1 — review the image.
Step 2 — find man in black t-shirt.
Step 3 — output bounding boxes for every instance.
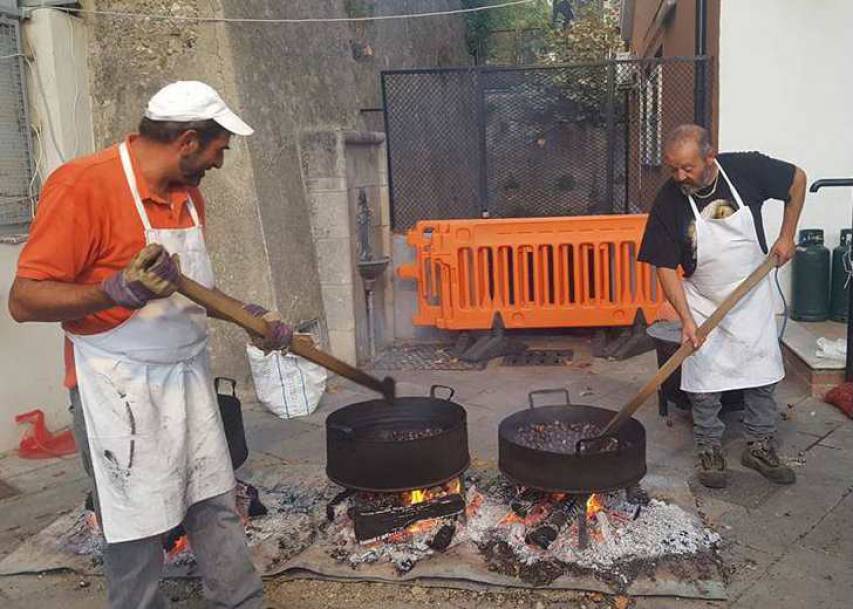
[639,124,806,489]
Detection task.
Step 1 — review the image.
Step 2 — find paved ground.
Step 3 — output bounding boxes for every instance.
[1,334,850,608]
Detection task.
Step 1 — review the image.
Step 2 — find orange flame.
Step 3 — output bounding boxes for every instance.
[167,535,190,558]
[402,478,462,506]
[377,477,464,541]
[586,493,605,520]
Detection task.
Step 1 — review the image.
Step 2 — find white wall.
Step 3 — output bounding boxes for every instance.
[0,9,94,452]
[718,0,853,302]
[0,244,68,452]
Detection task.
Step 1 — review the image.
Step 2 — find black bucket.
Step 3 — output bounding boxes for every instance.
[646,321,744,412]
[216,377,249,470]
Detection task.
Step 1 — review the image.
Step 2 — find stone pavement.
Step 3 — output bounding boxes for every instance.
[1,338,851,608]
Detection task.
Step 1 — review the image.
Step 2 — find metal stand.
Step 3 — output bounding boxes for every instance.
[577,494,589,550]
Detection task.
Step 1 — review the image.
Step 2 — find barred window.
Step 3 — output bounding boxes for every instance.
[0,14,37,232]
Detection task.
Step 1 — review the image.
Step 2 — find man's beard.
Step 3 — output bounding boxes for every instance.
[679,164,716,196]
[179,156,207,187]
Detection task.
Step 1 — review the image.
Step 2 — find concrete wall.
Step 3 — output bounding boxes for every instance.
[219,0,469,351]
[0,243,68,452]
[300,130,392,365]
[344,133,392,362]
[717,0,853,301]
[79,0,468,379]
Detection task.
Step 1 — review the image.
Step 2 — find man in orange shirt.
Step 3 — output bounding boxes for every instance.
[8,81,284,609]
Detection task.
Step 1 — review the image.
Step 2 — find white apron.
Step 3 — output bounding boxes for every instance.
[68,142,235,543]
[680,160,785,393]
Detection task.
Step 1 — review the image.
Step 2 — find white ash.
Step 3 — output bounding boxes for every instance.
[59,511,105,560]
[246,512,315,554]
[466,488,720,571]
[324,514,461,574]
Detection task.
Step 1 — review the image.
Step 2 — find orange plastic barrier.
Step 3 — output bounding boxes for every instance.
[398,215,666,330]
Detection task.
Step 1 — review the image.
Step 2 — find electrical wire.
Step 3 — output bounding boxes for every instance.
[50,1,536,24]
[66,12,81,159]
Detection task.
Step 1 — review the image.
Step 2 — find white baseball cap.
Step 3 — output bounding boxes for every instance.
[144,81,254,136]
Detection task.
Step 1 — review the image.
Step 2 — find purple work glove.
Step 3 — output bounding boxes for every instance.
[243,304,294,352]
[101,244,181,309]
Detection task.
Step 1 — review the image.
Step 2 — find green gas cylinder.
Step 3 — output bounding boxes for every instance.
[830,229,853,322]
[791,228,830,321]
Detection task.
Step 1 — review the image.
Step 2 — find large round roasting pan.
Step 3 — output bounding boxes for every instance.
[499,389,646,494]
[326,385,470,492]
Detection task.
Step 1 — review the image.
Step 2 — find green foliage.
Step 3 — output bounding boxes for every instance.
[461,0,551,60]
[344,0,374,19]
[544,1,623,64]
[463,0,624,65]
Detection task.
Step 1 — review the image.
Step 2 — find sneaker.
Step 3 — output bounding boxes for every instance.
[742,439,796,484]
[697,447,727,488]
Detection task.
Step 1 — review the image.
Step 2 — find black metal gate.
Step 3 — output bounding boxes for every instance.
[382,56,712,231]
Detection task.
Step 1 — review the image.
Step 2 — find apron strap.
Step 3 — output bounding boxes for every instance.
[714,159,746,210]
[119,142,152,231]
[186,196,201,227]
[687,193,702,222]
[119,142,202,231]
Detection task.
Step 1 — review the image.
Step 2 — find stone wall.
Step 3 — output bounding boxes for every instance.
[82,0,469,380]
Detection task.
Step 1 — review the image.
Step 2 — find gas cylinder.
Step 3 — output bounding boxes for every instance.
[791,228,830,321]
[830,229,853,322]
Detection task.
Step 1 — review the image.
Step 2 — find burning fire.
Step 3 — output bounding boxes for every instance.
[403,478,461,506]
[586,493,605,520]
[376,477,464,543]
[167,535,190,558]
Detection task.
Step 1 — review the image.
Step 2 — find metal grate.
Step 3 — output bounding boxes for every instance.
[368,343,487,371]
[383,57,711,230]
[501,349,574,367]
[0,15,36,229]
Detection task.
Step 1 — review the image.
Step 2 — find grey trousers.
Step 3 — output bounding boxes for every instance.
[70,389,265,609]
[687,383,778,450]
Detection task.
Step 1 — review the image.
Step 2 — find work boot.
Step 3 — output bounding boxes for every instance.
[742,439,796,484]
[697,446,727,488]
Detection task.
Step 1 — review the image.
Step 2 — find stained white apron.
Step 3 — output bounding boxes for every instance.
[68,142,234,543]
[680,160,785,393]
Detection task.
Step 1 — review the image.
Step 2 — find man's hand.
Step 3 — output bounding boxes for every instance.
[682,317,705,350]
[243,304,293,352]
[770,235,796,267]
[101,244,181,309]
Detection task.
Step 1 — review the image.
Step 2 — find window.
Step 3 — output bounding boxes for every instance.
[0,14,36,232]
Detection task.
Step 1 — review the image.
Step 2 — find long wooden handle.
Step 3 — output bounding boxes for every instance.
[178,275,396,401]
[602,256,777,435]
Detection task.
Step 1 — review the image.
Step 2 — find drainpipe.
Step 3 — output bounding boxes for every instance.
[694,0,708,127]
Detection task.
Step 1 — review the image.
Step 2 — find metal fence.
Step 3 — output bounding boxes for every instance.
[0,15,36,229]
[382,56,711,231]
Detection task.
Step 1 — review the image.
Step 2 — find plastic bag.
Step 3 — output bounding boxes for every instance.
[824,382,853,418]
[247,345,327,419]
[816,337,846,361]
[15,409,77,458]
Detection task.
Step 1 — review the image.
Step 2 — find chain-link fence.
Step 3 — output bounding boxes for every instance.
[0,15,36,230]
[382,56,711,231]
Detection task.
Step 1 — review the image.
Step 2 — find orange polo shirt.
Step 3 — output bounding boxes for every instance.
[16,135,206,389]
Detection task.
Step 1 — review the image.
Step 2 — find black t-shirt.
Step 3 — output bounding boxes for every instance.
[638,152,796,276]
